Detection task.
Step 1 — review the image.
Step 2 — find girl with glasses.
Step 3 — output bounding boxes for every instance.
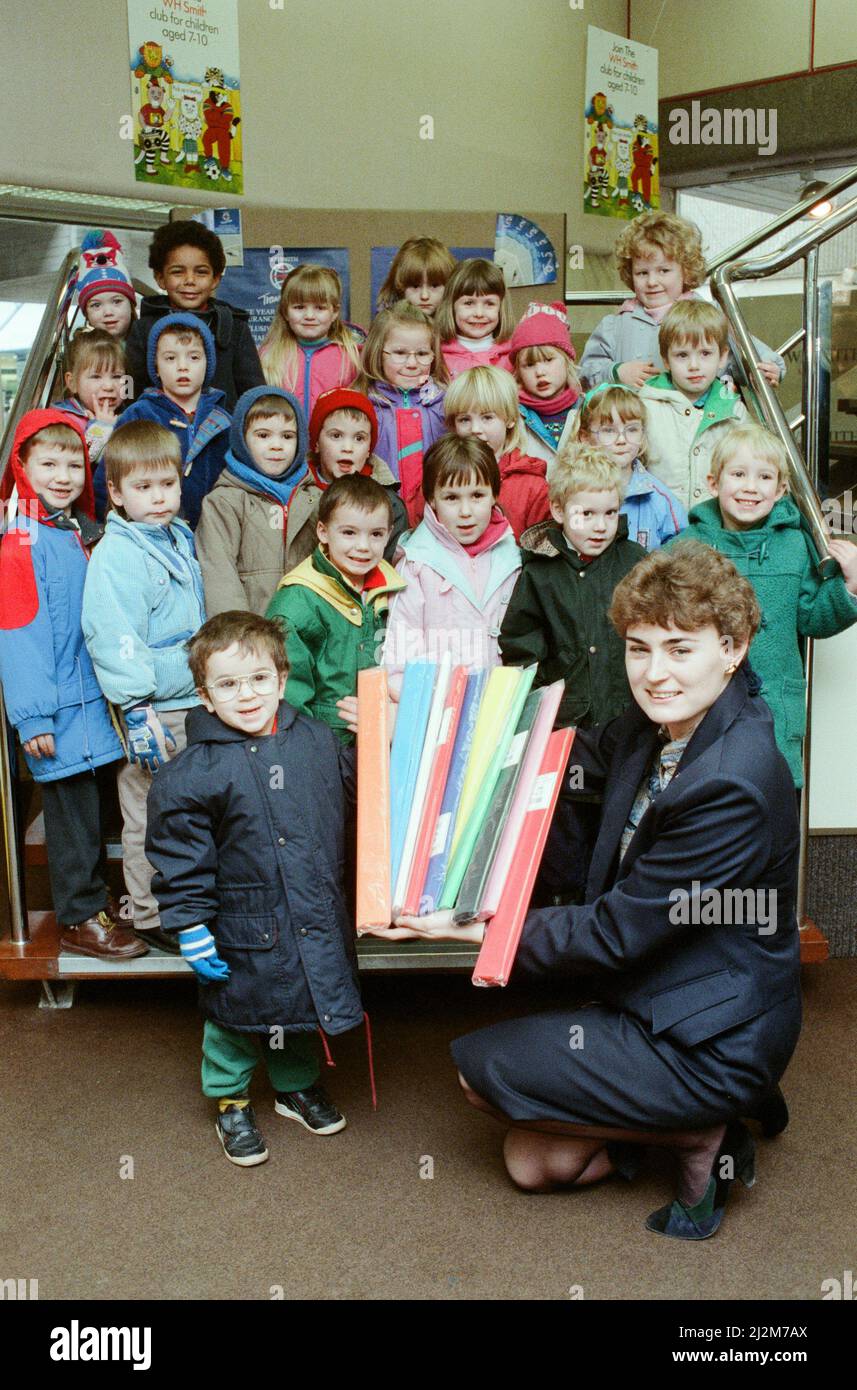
[352,301,450,528]
[575,385,686,551]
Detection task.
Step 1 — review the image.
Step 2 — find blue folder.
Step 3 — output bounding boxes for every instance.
[419,668,487,914]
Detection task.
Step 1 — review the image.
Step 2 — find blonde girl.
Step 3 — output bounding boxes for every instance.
[376,237,457,316]
[435,258,515,377]
[260,263,363,419]
[445,365,549,541]
[574,384,686,550]
[353,301,449,527]
[578,211,784,390]
[54,330,128,507]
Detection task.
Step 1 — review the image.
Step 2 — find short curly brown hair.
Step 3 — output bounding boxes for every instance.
[614,212,706,292]
[608,540,761,645]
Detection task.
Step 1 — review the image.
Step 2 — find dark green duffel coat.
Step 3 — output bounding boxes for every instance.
[499,518,646,728]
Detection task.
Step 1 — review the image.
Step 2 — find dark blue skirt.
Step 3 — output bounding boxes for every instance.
[450,995,801,1131]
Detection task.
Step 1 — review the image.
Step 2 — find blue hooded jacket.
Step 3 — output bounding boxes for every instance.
[224,384,309,506]
[94,313,231,529]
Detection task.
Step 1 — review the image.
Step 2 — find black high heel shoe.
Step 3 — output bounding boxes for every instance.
[645,1120,756,1241]
[747,1084,789,1138]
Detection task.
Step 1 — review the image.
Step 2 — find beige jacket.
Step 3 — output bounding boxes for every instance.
[640,375,748,512]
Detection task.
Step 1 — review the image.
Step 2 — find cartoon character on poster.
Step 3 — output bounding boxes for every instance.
[630,115,658,211]
[134,40,173,87]
[174,84,204,174]
[612,129,632,209]
[586,91,614,130]
[202,71,241,184]
[136,75,174,177]
[585,123,611,207]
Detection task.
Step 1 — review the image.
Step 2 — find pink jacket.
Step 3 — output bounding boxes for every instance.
[440,337,514,379]
[383,504,521,699]
[261,337,360,420]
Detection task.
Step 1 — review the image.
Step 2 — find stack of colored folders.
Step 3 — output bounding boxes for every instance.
[355,662,575,987]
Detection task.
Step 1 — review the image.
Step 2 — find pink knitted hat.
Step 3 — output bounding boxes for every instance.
[509,301,575,361]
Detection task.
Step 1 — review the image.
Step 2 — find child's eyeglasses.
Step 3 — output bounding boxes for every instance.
[382,349,434,364]
[206,670,280,702]
[593,422,644,443]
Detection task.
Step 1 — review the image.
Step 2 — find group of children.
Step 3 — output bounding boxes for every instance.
[2,210,856,1166]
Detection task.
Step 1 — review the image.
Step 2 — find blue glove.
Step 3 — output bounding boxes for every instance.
[124,704,177,772]
[178,925,230,983]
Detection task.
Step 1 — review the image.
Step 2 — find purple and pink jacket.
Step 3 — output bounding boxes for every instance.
[365,378,447,528]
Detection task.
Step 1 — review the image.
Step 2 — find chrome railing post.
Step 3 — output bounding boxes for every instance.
[0,689,26,942]
[0,249,83,944]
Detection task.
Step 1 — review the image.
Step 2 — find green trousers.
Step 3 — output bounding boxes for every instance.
[201,1020,321,1098]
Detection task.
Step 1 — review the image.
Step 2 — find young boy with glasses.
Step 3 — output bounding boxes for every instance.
[146,610,363,1166]
[575,384,686,551]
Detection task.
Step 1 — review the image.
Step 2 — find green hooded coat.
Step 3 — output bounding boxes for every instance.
[266,546,405,743]
[672,495,857,784]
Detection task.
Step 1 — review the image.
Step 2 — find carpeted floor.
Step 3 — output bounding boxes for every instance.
[1,962,854,1301]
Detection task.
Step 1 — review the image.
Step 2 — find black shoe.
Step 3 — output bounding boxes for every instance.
[274,1085,346,1135]
[645,1121,756,1241]
[134,926,181,955]
[215,1103,269,1166]
[747,1085,789,1138]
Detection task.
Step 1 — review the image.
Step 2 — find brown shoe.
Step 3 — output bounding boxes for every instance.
[60,911,150,960]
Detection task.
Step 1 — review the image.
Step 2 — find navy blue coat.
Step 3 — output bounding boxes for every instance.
[452,668,803,1128]
[146,700,362,1036]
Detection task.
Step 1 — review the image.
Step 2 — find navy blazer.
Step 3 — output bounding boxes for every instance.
[515,668,802,1049]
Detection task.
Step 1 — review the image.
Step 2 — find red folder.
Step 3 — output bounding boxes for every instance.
[472,727,575,987]
[355,667,391,934]
[400,665,468,916]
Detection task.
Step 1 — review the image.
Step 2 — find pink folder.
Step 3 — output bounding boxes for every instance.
[472,727,575,987]
[477,680,565,920]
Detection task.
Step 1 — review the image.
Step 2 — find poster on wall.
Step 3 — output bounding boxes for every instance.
[127,0,243,194]
[583,26,659,220]
[370,245,492,317]
[493,215,557,286]
[220,248,351,348]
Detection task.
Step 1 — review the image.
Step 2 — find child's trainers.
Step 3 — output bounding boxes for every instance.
[215,1103,269,1166]
[274,1086,346,1135]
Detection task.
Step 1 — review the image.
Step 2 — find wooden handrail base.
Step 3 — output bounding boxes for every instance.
[799,917,830,963]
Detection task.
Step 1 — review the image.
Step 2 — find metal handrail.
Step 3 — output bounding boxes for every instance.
[706,166,857,275]
[0,249,80,463]
[710,192,857,929]
[565,165,857,312]
[710,188,857,563]
[0,250,86,943]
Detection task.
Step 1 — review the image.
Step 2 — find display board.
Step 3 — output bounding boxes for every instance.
[178,208,566,332]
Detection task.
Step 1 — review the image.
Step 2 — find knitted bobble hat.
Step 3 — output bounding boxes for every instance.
[509,301,575,361]
[309,388,379,455]
[76,231,136,310]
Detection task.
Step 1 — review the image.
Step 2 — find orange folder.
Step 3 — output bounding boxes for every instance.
[355,667,391,934]
[472,727,575,986]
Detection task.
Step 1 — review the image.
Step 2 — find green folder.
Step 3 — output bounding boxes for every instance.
[438,665,536,910]
[453,688,544,923]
